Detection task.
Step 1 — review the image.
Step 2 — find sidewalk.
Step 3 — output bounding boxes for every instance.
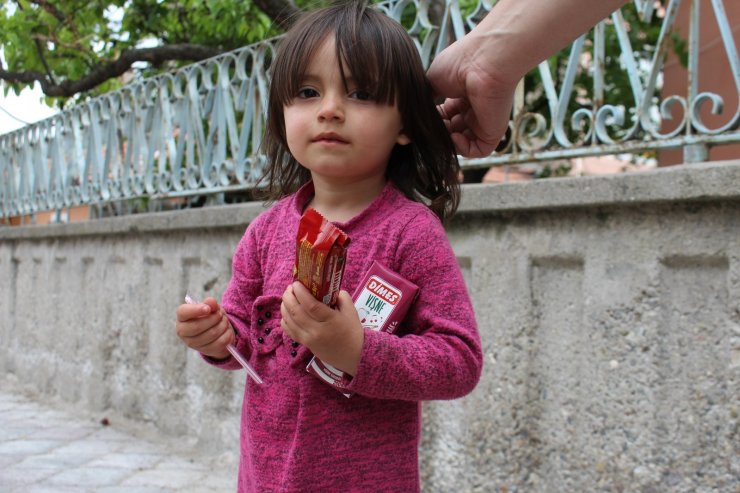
[0,384,237,493]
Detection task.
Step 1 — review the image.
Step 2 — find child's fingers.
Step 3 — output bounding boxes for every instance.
[290,281,332,322]
[176,311,222,338]
[335,290,358,319]
[280,283,302,321]
[280,284,301,340]
[207,320,235,349]
[181,314,230,349]
[176,302,212,322]
[280,309,297,341]
[203,297,220,313]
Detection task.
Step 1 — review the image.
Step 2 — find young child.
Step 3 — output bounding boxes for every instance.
[175,2,482,491]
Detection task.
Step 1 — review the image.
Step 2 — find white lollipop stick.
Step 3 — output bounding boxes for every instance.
[185,293,263,385]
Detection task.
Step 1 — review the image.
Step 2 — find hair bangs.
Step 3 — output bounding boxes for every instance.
[272,3,413,108]
[334,12,399,106]
[270,18,334,109]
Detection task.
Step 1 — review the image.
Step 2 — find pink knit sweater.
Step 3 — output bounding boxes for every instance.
[208,181,482,492]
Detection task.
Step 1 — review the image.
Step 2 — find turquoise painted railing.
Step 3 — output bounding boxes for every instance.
[1,0,738,220]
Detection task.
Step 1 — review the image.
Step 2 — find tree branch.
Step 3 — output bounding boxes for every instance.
[14,0,56,83]
[251,0,301,30]
[28,0,98,57]
[32,37,56,84]
[0,44,224,98]
[29,0,68,25]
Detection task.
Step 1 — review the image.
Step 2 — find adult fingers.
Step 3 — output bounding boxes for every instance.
[439,99,500,157]
[450,133,472,157]
[436,98,468,126]
[449,111,500,158]
[452,131,497,159]
[467,105,505,148]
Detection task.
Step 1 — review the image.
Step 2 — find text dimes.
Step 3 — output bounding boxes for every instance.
[366,277,400,305]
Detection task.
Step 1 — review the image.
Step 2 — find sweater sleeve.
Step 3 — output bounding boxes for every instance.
[345,211,483,401]
[201,219,264,371]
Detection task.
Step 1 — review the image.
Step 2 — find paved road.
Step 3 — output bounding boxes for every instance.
[0,385,237,493]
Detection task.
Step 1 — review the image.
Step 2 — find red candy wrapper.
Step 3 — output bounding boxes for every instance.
[293,208,350,307]
[307,260,419,397]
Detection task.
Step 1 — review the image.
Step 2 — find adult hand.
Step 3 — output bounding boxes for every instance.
[280,281,363,375]
[428,38,516,158]
[428,0,628,158]
[175,297,234,360]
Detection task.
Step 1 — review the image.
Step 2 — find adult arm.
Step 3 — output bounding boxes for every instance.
[427,0,629,157]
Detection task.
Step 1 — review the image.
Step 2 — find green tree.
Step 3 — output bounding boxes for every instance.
[528,3,667,129]
[0,0,303,104]
[1,0,678,113]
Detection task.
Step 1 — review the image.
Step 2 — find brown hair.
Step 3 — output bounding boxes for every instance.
[260,0,460,222]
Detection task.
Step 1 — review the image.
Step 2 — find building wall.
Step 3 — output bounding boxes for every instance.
[660,0,740,165]
[1,161,739,492]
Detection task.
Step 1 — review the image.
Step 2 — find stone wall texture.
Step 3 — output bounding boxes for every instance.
[1,161,739,492]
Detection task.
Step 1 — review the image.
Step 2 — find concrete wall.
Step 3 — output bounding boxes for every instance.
[1,161,739,492]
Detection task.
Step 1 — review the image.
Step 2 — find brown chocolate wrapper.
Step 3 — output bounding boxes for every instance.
[306,260,419,397]
[293,208,350,307]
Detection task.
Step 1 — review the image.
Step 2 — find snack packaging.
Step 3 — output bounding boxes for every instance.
[306,260,419,397]
[293,208,350,307]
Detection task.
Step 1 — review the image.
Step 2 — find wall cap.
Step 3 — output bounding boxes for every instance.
[2,160,738,240]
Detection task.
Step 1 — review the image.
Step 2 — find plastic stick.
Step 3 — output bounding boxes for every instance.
[185,293,263,384]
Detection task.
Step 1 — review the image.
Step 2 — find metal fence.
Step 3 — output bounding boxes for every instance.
[1,0,738,221]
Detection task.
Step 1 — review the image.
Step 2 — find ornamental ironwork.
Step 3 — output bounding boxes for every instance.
[1,0,738,220]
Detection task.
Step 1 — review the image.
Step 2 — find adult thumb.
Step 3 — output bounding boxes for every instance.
[427,46,466,100]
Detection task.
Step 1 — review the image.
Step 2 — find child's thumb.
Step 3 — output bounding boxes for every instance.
[335,290,356,315]
[203,297,220,313]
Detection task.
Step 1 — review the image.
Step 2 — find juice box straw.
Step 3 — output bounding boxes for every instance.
[185,294,263,385]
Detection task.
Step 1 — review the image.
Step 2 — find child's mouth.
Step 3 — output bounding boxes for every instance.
[313,132,348,144]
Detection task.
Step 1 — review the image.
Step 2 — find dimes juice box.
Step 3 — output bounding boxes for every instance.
[306,260,419,397]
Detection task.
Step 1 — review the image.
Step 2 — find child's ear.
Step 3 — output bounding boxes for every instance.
[396,132,411,146]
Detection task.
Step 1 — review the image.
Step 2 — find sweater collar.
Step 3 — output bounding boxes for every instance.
[291,180,403,233]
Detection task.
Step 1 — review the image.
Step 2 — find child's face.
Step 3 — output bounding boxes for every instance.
[283,37,410,186]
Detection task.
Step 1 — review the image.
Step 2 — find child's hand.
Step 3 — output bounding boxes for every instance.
[281,282,364,376]
[175,297,234,360]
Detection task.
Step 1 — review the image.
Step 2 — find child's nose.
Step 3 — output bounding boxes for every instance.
[317,93,344,121]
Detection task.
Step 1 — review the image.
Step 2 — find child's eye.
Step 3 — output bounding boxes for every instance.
[297,87,319,99]
[349,90,374,101]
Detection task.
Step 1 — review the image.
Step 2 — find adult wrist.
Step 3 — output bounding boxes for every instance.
[463,12,530,88]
